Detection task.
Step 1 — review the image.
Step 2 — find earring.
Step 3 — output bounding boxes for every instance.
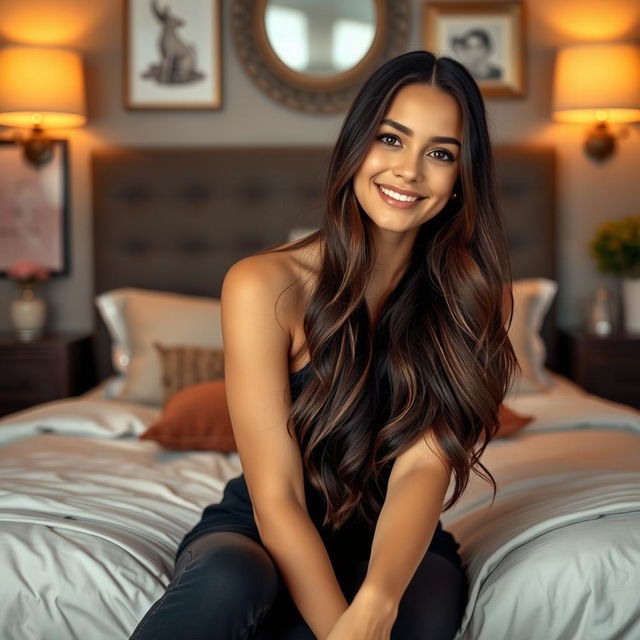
[450,192,458,199]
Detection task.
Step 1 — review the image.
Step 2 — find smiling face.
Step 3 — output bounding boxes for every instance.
[353,82,462,236]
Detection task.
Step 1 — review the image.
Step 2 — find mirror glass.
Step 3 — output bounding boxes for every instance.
[265,0,376,76]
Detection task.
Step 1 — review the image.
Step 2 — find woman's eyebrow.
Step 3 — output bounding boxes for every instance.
[381,118,461,147]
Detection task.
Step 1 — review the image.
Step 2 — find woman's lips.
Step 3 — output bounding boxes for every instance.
[375,183,425,209]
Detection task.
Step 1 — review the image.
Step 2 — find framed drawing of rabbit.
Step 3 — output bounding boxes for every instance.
[124,0,222,109]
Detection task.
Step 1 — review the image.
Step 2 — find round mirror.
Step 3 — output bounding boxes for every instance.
[232,0,409,112]
[265,0,376,77]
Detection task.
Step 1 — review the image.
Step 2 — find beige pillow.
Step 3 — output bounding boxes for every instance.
[95,288,222,406]
[506,278,558,395]
[154,342,225,404]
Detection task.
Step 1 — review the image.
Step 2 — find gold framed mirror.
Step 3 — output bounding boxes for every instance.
[231,0,409,112]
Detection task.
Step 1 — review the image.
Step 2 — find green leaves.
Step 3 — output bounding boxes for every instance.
[590,216,640,277]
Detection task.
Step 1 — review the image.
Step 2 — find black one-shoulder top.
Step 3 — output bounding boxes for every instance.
[175,359,461,570]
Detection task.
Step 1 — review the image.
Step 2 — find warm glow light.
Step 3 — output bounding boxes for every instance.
[0,1,95,46]
[544,1,638,41]
[0,46,87,129]
[552,43,640,124]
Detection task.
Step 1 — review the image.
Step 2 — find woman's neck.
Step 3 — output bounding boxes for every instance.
[365,227,417,329]
[368,226,417,292]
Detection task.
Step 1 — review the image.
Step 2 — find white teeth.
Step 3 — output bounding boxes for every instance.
[378,185,419,202]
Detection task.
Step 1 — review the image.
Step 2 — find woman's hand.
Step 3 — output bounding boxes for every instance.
[325,588,397,640]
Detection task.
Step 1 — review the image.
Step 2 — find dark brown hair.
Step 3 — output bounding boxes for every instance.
[257,50,518,531]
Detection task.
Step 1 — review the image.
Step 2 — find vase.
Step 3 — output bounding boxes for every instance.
[622,276,640,334]
[10,285,47,341]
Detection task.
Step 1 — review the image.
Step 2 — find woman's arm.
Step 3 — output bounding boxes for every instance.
[221,257,348,640]
[355,431,452,614]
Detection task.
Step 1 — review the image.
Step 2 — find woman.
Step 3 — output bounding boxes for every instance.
[129,50,517,640]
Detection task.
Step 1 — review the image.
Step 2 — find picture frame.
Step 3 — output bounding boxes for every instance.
[124,0,222,110]
[422,2,525,98]
[0,139,70,277]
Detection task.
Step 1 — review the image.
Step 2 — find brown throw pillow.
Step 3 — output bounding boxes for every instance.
[495,403,535,438]
[139,380,533,453]
[153,342,225,404]
[139,379,236,452]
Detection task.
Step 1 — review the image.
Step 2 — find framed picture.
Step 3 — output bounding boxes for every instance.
[124,0,222,109]
[422,2,525,98]
[0,139,70,277]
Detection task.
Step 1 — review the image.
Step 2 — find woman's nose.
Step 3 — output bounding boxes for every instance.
[393,153,423,182]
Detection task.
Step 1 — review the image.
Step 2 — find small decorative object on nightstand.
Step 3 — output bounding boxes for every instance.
[558,328,640,410]
[0,333,96,418]
[7,261,51,341]
[585,287,617,337]
[590,215,640,334]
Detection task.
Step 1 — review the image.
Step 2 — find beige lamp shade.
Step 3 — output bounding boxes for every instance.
[0,46,86,129]
[552,43,640,124]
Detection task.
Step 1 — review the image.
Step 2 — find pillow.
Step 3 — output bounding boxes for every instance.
[495,403,534,438]
[154,342,225,403]
[138,378,531,452]
[506,278,558,395]
[139,380,236,452]
[94,288,222,406]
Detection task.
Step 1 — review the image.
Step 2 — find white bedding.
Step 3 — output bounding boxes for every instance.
[1,372,639,639]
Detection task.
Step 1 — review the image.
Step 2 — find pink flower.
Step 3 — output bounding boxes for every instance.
[8,260,50,284]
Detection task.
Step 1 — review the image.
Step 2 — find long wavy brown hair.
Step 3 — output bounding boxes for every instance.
[257,50,518,532]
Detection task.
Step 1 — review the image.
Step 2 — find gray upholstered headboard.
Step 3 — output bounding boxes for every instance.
[92,145,556,382]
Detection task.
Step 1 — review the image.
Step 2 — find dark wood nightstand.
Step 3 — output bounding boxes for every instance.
[558,328,640,410]
[0,332,96,418]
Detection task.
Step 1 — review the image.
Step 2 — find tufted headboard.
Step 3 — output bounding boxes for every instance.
[92,145,556,382]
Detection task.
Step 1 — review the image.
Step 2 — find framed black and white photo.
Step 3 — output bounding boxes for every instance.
[422,2,525,98]
[0,139,70,276]
[124,0,222,109]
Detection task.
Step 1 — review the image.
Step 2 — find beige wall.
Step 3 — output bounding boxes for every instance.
[0,0,639,334]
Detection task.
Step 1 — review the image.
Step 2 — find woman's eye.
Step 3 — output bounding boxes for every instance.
[377,134,400,146]
[429,149,455,162]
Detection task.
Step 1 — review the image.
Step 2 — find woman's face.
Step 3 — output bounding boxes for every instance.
[353,82,462,235]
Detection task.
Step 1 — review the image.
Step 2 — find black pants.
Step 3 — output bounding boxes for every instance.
[129,531,467,640]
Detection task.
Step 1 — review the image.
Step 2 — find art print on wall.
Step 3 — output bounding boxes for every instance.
[0,140,70,276]
[422,2,525,98]
[124,0,222,109]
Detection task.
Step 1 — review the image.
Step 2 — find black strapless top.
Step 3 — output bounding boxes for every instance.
[175,361,461,569]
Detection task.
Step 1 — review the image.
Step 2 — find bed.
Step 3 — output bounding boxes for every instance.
[1,146,638,640]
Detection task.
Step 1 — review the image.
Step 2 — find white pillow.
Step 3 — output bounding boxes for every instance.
[506,278,558,395]
[0,397,160,446]
[95,288,223,406]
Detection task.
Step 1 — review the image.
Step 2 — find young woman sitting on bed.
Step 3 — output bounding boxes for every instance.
[129,49,517,640]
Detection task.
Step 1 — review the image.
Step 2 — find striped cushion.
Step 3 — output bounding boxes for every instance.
[153,342,224,403]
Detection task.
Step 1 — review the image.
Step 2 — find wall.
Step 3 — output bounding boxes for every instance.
[0,0,639,335]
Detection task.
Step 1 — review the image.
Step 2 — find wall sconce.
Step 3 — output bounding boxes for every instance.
[0,45,86,167]
[552,43,640,162]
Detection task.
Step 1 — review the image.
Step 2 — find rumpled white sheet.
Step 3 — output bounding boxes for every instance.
[441,429,640,639]
[0,435,243,639]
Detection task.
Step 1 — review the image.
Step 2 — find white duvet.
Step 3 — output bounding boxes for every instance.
[0,373,639,639]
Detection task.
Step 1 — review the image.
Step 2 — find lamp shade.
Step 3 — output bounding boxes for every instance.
[0,45,86,129]
[552,43,640,124]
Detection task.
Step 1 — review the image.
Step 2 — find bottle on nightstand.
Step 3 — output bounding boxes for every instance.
[585,287,616,337]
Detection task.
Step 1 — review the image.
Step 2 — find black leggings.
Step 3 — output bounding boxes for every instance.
[129,531,467,640]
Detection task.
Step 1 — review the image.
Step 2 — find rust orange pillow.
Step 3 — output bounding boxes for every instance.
[495,403,534,438]
[139,379,236,452]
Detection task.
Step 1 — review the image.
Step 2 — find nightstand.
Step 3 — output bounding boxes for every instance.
[558,328,640,410]
[0,332,96,418]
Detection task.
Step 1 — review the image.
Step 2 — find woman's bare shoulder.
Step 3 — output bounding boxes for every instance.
[223,239,322,328]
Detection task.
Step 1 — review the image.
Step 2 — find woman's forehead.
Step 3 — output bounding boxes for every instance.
[384,83,462,139]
